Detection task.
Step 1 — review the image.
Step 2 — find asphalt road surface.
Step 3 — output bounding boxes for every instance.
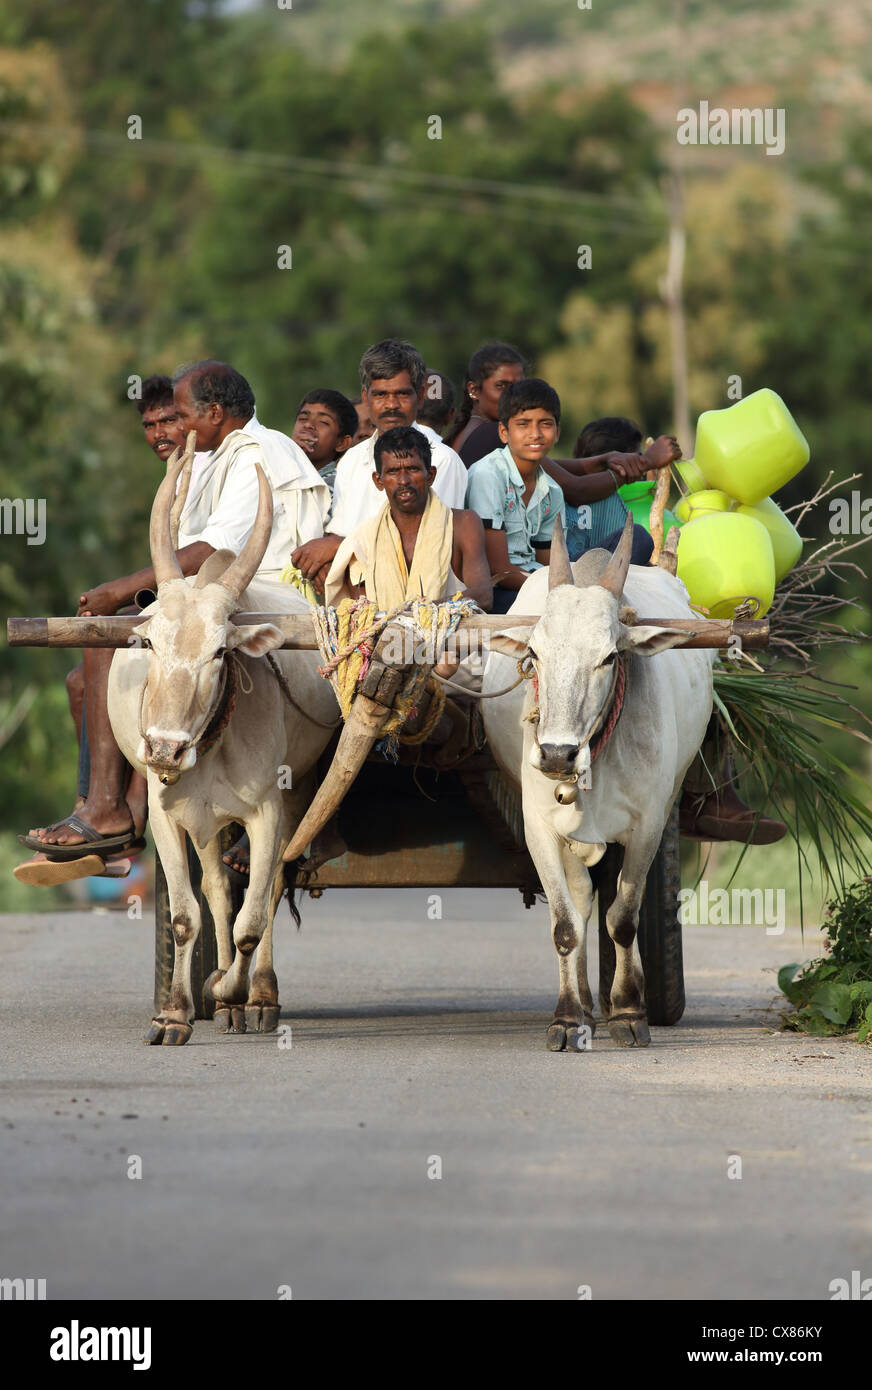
[0,889,869,1301]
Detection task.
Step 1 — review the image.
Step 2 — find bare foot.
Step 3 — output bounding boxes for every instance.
[222,834,250,878]
[28,798,134,847]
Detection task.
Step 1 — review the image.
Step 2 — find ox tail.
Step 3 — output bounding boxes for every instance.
[281,859,303,929]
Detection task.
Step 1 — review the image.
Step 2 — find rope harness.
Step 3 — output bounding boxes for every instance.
[311,595,479,746]
[265,652,343,730]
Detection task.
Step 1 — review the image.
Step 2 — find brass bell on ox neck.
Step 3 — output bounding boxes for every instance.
[554,777,579,805]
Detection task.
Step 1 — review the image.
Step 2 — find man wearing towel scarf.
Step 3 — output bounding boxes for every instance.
[325,425,492,611]
[20,361,331,881]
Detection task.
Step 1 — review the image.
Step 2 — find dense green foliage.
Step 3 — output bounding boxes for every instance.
[1,0,871,839]
[779,881,872,1040]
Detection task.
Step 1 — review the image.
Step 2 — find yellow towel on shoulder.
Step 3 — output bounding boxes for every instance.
[326,493,454,609]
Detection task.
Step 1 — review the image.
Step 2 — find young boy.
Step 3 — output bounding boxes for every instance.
[466,380,653,612]
[292,389,358,494]
[561,417,680,561]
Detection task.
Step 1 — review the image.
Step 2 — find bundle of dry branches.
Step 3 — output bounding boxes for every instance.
[765,472,872,669]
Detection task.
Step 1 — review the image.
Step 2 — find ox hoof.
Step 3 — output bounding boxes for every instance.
[546,1012,596,1052]
[546,1022,573,1051]
[215,1005,247,1033]
[607,1014,650,1047]
[145,1017,193,1046]
[204,969,226,1002]
[162,1022,193,1046]
[245,1003,281,1033]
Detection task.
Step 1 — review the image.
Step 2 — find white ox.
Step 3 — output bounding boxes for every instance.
[482,517,713,1050]
[107,459,339,1045]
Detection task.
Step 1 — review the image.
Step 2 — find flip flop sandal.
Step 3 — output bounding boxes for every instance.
[13,847,145,887]
[18,814,139,860]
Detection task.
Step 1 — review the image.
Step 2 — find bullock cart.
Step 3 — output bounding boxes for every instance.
[9,609,769,1031]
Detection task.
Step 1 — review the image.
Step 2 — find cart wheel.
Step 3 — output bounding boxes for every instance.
[597,803,685,1026]
[154,826,243,1021]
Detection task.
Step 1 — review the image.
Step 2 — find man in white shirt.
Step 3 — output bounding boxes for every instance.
[23,360,329,865]
[173,363,330,579]
[291,339,467,593]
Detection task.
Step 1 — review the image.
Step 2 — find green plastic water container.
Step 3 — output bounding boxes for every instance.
[676,511,776,619]
[675,458,707,493]
[736,496,803,582]
[674,489,732,523]
[618,480,682,535]
[694,389,809,506]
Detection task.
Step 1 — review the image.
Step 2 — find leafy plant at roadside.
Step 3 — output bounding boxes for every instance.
[778,880,872,1040]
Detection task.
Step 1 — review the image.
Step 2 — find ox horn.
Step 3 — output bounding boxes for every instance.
[169,429,197,549]
[217,463,273,601]
[149,454,186,588]
[548,514,573,590]
[598,512,635,598]
[282,695,391,862]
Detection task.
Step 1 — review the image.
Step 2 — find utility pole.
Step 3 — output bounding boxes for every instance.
[664,168,691,453]
[665,0,692,455]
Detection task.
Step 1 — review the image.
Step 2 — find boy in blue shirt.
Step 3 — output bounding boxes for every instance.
[466,379,653,612]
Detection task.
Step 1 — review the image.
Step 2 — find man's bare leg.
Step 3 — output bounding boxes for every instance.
[63,663,88,816]
[66,664,85,746]
[125,767,148,840]
[29,646,139,847]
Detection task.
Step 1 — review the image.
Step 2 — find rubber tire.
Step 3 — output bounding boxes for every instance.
[597,803,685,1026]
[154,826,242,1021]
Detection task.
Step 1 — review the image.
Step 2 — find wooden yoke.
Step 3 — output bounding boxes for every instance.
[7,612,771,651]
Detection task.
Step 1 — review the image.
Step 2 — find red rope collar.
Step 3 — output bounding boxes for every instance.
[197,658,238,755]
[590,653,627,763]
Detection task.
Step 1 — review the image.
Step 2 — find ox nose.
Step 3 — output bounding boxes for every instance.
[538,742,580,776]
[146,737,188,766]
[145,736,197,784]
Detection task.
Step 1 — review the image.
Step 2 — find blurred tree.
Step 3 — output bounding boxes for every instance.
[542,166,792,444]
[0,43,163,828]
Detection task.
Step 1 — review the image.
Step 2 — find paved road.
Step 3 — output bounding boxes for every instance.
[0,891,868,1301]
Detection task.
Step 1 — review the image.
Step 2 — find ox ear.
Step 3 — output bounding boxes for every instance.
[488,635,529,660]
[194,549,237,589]
[618,624,688,657]
[227,622,285,658]
[129,618,153,649]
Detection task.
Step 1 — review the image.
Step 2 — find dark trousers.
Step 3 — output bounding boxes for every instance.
[492,524,654,613]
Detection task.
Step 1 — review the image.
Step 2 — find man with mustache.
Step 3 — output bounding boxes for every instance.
[291,340,467,594]
[18,360,329,882]
[137,374,187,463]
[325,425,491,611]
